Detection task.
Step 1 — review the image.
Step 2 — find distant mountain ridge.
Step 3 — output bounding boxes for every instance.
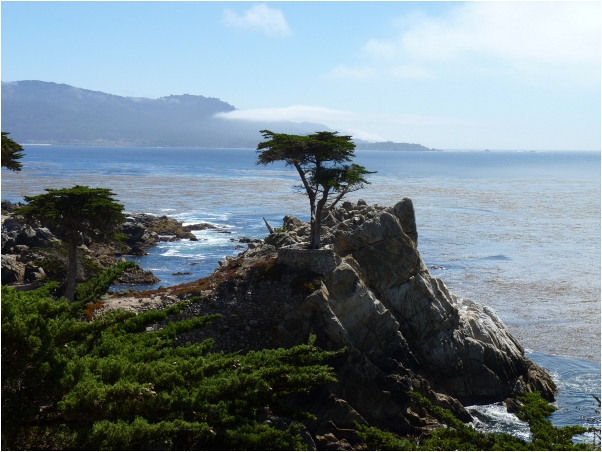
[1,81,330,148]
[2,81,438,150]
[353,139,440,151]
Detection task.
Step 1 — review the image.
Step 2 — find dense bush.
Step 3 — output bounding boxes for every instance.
[2,279,340,450]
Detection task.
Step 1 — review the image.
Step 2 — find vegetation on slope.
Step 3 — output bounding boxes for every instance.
[2,263,597,450]
[1,265,340,450]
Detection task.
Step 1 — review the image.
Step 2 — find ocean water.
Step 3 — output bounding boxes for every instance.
[2,146,600,437]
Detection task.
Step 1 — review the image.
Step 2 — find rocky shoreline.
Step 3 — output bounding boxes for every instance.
[1,200,225,288]
[78,198,557,448]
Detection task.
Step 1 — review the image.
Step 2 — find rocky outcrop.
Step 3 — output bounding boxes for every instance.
[1,196,556,447]
[1,212,58,286]
[132,197,555,444]
[1,207,197,287]
[119,213,231,255]
[114,264,160,285]
[0,204,232,288]
[266,199,555,405]
[119,213,197,255]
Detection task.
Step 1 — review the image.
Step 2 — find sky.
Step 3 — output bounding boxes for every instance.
[1,1,600,150]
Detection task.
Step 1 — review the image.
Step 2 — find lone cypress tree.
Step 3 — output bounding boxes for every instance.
[15,186,125,302]
[257,130,374,249]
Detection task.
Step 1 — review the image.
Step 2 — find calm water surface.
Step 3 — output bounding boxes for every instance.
[2,146,600,436]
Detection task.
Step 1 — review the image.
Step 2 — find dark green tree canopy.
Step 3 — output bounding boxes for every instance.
[257,130,375,249]
[15,186,126,302]
[1,132,25,171]
[16,185,125,240]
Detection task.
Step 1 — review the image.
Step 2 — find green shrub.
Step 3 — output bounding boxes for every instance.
[1,284,339,450]
[515,392,589,450]
[75,260,137,306]
[356,424,416,450]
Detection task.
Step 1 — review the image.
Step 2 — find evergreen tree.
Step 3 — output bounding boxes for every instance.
[257,130,374,249]
[1,131,25,171]
[15,186,126,302]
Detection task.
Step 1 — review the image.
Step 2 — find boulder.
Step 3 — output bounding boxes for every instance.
[2,215,24,232]
[1,254,25,284]
[24,264,46,283]
[120,220,146,242]
[1,200,23,213]
[389,198,418,245]
[2,232,17,254]
[283,215,303,231]
[15,225,58,248]
[333,211,426,293]
[114,265,160,285]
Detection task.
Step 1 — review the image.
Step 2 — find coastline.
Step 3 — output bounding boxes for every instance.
[2,195,599,441]
[2,146,599,364]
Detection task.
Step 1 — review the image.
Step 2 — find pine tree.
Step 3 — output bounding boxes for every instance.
[15,186,125,302]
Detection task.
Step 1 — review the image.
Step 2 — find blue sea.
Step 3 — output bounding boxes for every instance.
[2,146,600,439]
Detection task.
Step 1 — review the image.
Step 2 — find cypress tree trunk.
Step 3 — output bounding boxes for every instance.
[309,215,321,249]
[64,232,78,303]
[310,191,329,250]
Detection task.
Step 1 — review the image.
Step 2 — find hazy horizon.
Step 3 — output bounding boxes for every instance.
[2,1,600,151]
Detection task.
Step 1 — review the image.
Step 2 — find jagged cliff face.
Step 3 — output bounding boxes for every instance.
[175,198,555,437]
[271,199,555,401]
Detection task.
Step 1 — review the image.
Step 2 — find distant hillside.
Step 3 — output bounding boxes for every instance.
[2,81,439,150]
[1,81,329,148]
[354,140,441,151]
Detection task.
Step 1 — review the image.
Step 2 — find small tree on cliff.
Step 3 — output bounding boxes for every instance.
[257,130,374,249]
[15,186,125,302]
[1,132,25,171]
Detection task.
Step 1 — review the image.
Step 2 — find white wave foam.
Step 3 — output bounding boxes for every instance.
[467,403,531,442]
[160,248,207,259]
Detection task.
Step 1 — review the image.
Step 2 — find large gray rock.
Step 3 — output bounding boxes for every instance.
[2,232,17,254]
[24,264,47,283]
[271,199,555,408]
[114,265,160,285]
[381,273,548,403]
[333,211,427,293]
[2,216,24,232]
[120,219,146,242]
[15,225,58,248]
[389,198,418,244]
[1,254,25,284]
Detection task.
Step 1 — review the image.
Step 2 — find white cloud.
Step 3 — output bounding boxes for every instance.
[216,105,500,147]
[223,4,292,37]
[343,129,386,142]
[216,105,485,127]
[216,105,357,123]
[369,2,600,64]
[329,2,599,85]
